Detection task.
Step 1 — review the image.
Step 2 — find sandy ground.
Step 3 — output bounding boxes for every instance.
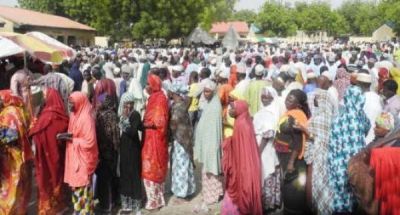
[27,161,221,215]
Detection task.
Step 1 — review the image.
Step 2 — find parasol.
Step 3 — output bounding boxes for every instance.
[0,32,65,64]
[26,31,76,59]
[0,36,24,58]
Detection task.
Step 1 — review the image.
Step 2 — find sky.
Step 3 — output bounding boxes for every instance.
[0,0,345,10]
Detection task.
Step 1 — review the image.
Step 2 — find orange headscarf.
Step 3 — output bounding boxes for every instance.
[148,74,162,92]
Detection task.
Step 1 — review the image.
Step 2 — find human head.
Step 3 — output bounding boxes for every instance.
[356,70,372,92]
[189,71,199,85]
[285,89,311,118]
[317,75,331,90]
[261,87,278,107]
[382,79,398,99]
[203,80,216,101]
[229,100,249,118]
[83,69,92,81]
[146,74,162,94]
[118,92,135,116]
[200,68,211,80]
[91,66,102,80]
[43,64,53,74]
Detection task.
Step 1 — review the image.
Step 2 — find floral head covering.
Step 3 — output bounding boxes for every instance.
[375,112,395,131]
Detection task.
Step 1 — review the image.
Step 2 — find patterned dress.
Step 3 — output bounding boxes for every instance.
[170,100,196,198]
[328,86,370,213]
[305,90,334,214]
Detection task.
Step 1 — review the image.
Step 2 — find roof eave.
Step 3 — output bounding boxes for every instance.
[15,24,96,32]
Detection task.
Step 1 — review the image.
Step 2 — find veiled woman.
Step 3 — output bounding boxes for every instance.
[253,87,282,211]
[118,92,143,213]
[29,88,69,214]
[94,94,120,213]
[0,90,32,215]
[194,79,224,206]
[142,74,169,211]
[59,92,99,214]
[222,100,263,215]
[169,83,196,202]
[328,86,370,213]
[304,89,335,214]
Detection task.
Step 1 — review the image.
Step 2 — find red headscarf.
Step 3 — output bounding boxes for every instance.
[29,88,69,203]
[64,92,98,187]
[148,74,162,92]
[142,74,169,183]
[222,100,263,215]
[93,78,116,108]
[378,68,390,91]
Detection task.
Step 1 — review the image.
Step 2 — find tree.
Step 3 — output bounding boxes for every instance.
[337,0,382,36]
[256,1,297,37]
[378,0,400,36]
[18,0,66,15]
[231,9,257,24]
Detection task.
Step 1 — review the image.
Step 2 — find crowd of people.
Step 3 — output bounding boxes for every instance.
[0,41,400,215]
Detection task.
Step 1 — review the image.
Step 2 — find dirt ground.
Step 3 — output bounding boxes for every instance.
[28,161,221,215]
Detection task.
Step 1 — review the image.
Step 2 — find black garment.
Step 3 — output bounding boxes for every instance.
[119,110,143,199]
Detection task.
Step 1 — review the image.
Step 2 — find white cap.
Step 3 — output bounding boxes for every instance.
[121,57,127,62]
[356,73,372,83]
[255,64,265,76]
[321,71,333,81]
[113,67,121,75]
[172,65,184,72]
[306,70,316,79]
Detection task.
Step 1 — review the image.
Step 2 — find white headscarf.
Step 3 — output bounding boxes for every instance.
[253,86,281,179]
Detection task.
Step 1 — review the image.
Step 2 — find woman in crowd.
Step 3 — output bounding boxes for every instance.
[274,89,311,214]
[328,86,370,214]
[169,83,196,202]
[118,92,143,214]
[333,67,351,102]
[253,87,282,211]
[194,80,223,206]
[141,74,169,211]
[60,92,98,214]
[222,100,263,215]
[29,88,69,214]
[0,90,32,215]
[305,89,335,214]
[94,94,120,213]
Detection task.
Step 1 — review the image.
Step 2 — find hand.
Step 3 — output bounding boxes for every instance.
[56,133,72,141]
[286,162,295,173]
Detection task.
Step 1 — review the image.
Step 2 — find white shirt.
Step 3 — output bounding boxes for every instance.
[363,91,383,144]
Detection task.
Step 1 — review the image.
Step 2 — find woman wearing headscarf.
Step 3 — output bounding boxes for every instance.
[142,74,169,211]
[333,68,351,102]
[274,89,311,214]
[377,67,390,92]
[118,92,143,214]
[223,89,244,138]
[221,100,263,215]
[127,77,145,116]
[0,90,32,215]
[303,89,335,214]
[92,78,117,109]
[194,79,224,206]
[94,94,120,213]
[29,88,69,214]
[253,87,282,211]
[169,83,196,202]
[59,92,98,214]
[328,86,370,214]
[69,61,84,92]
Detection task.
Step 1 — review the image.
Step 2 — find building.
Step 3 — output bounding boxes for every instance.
[0,6,95,46]
[210,21,249,39]
[372,23,396,42]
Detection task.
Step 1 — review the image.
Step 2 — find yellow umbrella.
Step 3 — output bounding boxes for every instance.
[0,32,64,64]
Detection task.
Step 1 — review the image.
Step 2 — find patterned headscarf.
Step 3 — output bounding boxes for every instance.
[375,112,395,131]
[118,92,135,117]
[333,68,351,101]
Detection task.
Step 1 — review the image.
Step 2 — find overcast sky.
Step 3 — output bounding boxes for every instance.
[0,0,345,10]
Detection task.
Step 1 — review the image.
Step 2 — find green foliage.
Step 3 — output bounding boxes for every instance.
[231,9,257,24]
[17,0,400,39]
[256,1,297,37]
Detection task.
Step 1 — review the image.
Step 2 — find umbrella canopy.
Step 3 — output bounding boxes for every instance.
[0,32,64,64]
[26,31,76,59]
[222,25,240,50]
[0,36,24,58]
[186,27,216,45]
